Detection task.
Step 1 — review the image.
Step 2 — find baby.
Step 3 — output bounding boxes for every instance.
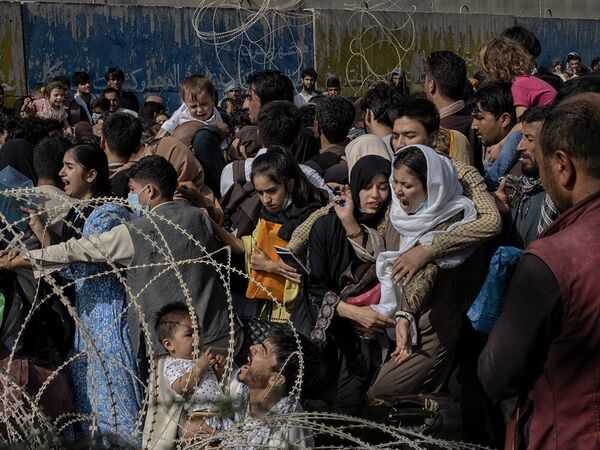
[156,303,232,436]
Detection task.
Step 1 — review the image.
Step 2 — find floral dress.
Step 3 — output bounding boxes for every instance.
[63,204,142,447]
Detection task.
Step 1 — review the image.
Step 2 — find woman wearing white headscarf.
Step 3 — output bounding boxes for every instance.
[369,145,477,402]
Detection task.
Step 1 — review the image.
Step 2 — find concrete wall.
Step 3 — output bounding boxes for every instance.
[1,2,599,109]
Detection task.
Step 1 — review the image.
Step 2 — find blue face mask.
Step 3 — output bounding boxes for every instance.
[127,186,150,217]
[91,112,101,124]
[414,200,428,214]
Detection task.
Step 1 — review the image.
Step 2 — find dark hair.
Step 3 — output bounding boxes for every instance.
[33,137,71,184]
[360,82,404,127]
[91,97,111,113]
[51,75,71,90]
[7,117,50,146]
[566,52,581,62]
[501,26,541,59]
[540,96,600,179]
[251,145,320,207]
[72,71,91,87]
[265,325,323,394]
[102,113,142,159]
[154,302,195,345]
[105,67,125,82]
[246,70,295,104]
[67,144,111,196]
[387,96,440,135]
[315,96,355,144]
[301,67,318,81]
[393,146,428,188]
[128,155,178,198]
[534,71,563,92]
[425,51,467,101]
[591,57,600,71]
[519,104,551,124]
[0,113,9,135]
[140,101,167,121]
[473,82,516,123]
[31,83,45,96]
[298,102,317,129]
[326,77,341,88]
[257,100,301,147]
[553,74,600,104]
[102,87,119,97]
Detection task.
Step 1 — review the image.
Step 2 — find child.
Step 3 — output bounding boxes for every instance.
[21,81,71,132]
[155,303,232,436]
[158,75,224,136]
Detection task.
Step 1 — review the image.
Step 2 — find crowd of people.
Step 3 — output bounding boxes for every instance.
[0,24,598,449]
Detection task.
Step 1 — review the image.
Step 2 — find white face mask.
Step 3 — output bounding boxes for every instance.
[414,200,428,214]
[127,185,150,216]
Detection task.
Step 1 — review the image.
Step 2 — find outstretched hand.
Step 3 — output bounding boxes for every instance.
[390,318,412,363]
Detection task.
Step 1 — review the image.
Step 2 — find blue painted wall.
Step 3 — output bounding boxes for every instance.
[22,3,314,112]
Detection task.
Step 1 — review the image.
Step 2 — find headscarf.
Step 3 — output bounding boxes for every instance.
[345,134,391,177]
[260,200,321,242]
[389,144,477,256]
[0,139,37,185]
[349,155,391,229]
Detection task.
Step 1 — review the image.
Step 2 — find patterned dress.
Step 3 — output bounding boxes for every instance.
[63,204,142,447]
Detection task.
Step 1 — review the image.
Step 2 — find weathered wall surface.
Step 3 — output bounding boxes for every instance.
[20,3,313,111]
[0,3,27,107]
[1,2,599,109]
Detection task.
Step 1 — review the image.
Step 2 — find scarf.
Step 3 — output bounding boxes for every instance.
[349,155,391,229]
[259,200,320,242]
[345,134,391,179]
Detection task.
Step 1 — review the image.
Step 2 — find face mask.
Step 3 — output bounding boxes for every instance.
[128,186,150,216]
[414,200,428,214]
[91,112,101,124]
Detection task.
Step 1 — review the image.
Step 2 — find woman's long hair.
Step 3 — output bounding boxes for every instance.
[67,143,111,197]
[250,145,322,207]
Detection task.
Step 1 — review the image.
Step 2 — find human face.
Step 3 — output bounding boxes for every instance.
[77,82,91,95]
[183,89,214,122]
[105,92,120,113]
[358,174,390,214]
[327,86,340,96]
[163,317,203,360]
[243,85,262,125]
[155,113,168,125]
[392,74,400,86]
[517,121,543,177]
[392,117,430,151]
[392,165,427,214]
[568,59,581,75]
[553,64,563,74]
[302,76,316,93]
[471,105,505,146]
[48,88,65,109]
[253,174,288,213]
[226,89,240,100]
[107,76,123,91]
[238,339,279,390]
[536,143,569,212]
[59,150,96,200]
[128,179,153,208]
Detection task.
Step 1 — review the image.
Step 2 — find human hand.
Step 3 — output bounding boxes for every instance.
[485,143,502,163]
[390,318,412,363]
[0,250,25,270]
[353,323,378,340]
[20,206,44,235]
[492,178,511,216]
[391,245,429,285]
[347,305,395,331]
[250,246,277,273]
[333,185,356,224]
[195,347,217,374]
[177,181,206,208]
[20,98,35,118]
[276,259,302,284]
[213,121,230,140]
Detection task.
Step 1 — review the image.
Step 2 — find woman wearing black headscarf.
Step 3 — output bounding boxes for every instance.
[301,154,394,415]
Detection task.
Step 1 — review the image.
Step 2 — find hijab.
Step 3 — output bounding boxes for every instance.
[0,139,37,185]
[349,155,391,229]
[390,145,477,254]
[345,134,391,178]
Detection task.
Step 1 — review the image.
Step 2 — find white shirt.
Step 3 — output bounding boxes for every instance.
[161,103,222,134]
[219,148,334,201]
[293,92,317,108]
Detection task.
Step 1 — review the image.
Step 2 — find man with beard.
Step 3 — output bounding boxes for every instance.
[493,105,558,248]
[293,68,319,107]
[479,93,600,450]
[223,326,320,448]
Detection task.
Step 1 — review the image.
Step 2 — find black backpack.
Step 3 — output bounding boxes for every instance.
[220,160,262,237]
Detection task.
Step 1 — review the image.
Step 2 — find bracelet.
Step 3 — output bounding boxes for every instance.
[394,311,413,322]
[346,228,362,239]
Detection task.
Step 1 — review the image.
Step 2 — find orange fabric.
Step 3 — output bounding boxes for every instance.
[245,219,288,301]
